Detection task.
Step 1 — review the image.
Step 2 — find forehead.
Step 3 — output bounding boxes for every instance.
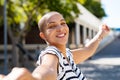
[46,13,64,23]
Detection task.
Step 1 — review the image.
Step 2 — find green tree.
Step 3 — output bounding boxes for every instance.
[78,0,106,18]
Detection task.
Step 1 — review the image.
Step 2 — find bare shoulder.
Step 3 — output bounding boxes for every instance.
[41,53,59,67]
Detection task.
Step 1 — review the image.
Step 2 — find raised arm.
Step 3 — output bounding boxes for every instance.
[71,24,110,64]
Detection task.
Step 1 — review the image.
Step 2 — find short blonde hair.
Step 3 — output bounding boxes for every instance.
[38,11,62,32]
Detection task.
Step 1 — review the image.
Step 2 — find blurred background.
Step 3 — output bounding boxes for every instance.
[0,0,120,80]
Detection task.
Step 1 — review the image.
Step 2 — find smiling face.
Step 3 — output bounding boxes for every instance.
[39,12,69,47]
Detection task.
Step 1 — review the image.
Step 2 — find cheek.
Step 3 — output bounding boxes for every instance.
[46,30,53,36]
[45,30,54,39]
[68,27,69,32]
[66,26,69,33]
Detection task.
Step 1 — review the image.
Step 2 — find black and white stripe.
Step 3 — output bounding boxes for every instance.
[37,46,87,80]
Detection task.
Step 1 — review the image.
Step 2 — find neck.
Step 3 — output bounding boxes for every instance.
[49,44,67,57]
[57,45,67,57]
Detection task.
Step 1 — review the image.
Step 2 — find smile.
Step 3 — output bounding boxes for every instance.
[56,33,66,38]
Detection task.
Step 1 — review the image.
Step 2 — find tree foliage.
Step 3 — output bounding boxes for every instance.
[0,0,106,31]
[0,0,80,26]
[0,0,81,37]
[78,0,106,18]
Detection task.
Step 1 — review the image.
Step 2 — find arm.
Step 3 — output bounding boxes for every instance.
[1,54,58,80]
[71,24,110,64]
[32,54,58,80]
[1,67,35,80]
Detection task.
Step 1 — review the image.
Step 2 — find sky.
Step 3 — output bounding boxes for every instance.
[101,0,120,28]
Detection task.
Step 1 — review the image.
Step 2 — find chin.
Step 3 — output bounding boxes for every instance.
[58,42,67,46]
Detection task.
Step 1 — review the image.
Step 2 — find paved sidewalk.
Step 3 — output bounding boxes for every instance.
[78,62,120,80]
[78,37,120,80]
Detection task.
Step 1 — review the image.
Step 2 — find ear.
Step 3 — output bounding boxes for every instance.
[39,32,46,40]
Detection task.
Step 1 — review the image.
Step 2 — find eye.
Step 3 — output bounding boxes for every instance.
[61,21,66,25]
[48,23,57,29]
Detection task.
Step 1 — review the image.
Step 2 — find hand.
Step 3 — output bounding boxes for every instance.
[0,74,5,79]
[101,24,110,32]
[99,24,110,38]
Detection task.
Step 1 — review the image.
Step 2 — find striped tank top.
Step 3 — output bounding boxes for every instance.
[37,46,87,80]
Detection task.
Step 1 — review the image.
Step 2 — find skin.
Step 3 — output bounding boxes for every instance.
[0,12,110,80]
[1,68,35,80]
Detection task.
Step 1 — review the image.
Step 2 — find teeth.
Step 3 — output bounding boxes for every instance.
[57,34,65,37]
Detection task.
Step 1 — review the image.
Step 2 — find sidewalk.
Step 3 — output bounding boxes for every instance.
[78,62,120,80]
[78,37,120,80]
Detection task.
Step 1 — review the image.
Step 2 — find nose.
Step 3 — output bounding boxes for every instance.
[56,25,63,32]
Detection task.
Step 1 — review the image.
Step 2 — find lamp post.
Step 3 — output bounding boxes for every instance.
[4,0,8,74]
